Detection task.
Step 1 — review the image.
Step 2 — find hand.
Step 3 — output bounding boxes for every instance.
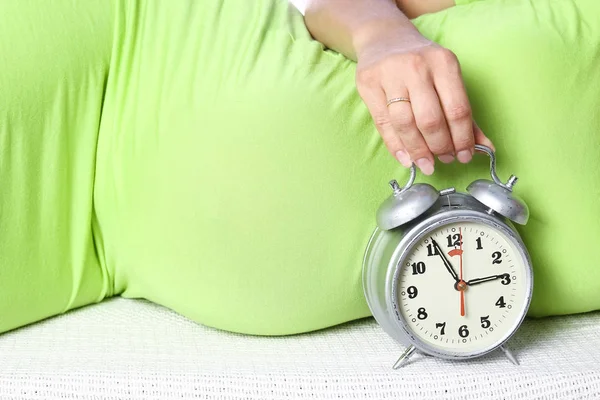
[430,238,459,282]
[466,273,511,286]
[354,23,495,175]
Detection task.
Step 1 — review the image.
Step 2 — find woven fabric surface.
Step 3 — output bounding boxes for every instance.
[0,298,598,400]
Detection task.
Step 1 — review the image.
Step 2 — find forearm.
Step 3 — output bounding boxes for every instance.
[303,0,455,62]
[395,0,455,19]
[304,0,417,61]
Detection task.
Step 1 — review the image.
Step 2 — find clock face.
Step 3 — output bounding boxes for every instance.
[396,220,530,356]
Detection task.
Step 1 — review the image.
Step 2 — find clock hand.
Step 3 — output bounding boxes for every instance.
[430,238,459,282]
[466,273,510,286]
[459,227,465,317]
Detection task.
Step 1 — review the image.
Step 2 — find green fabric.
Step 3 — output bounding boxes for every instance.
[454,0,485,5]
[0,0,114,333]
[1,0,599,336]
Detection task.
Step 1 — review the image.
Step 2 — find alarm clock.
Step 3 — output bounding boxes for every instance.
[362,145,533,368]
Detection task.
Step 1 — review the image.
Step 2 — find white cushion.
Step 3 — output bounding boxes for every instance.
[1,298,599,399]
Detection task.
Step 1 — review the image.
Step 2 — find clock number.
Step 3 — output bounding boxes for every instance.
[495,296,507,308]
[501,274,511,285]
[435,322,446,335]
[417,307,428,320]
[407,286,418,299]
[475,237,483,250]
[492,251,502,264]
[426,243,439,257]
[446,234,462,248]
[480,316,491,329]
[411,262,426,275]
[458,325,469,338]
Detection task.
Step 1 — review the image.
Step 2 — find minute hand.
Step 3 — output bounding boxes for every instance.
[431,238,459,282]
[466,273,509,286]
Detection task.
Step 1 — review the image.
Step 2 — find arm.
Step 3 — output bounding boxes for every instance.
[303,0,493,176]
[304,0,454,61]
[395,0,456,19]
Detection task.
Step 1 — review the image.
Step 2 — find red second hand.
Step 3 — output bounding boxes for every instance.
[459,227,465,317]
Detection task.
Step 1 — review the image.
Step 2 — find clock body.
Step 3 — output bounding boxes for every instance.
[363,191,533,360]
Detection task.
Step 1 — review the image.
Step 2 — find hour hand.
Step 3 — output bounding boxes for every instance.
[466,273,510,286]
[430,238,459,282]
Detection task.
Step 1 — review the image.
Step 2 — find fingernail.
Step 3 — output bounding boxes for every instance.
[438,154,455,164]
[415,158,434,175]
[395,150,412,168]
[457,150,472,163]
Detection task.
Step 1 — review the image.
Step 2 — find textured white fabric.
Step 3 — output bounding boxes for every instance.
[0,298,598,400]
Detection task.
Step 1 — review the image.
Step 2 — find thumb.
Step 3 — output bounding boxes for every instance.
[473,121,495,152]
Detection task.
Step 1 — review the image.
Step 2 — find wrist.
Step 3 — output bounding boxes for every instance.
[352,18,425,60]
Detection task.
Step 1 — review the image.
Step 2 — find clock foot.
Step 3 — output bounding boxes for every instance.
[392,345,417,369]
[500,345,519,366]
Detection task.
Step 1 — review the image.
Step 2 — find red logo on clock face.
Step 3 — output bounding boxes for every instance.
[448,249,463,257]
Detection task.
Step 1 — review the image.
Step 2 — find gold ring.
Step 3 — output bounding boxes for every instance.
[386,97,411,107]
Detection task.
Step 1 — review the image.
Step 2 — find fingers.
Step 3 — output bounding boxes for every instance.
[355,80,412,168]
[398,69,455,166]
[383,68,458,175]
[473,121,495,151]
[356,46,497,176]
[384,91,435,175]
[431,49,475,164]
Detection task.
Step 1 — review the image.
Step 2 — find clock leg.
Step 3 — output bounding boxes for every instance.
[392,345,417,369]
[500,345,519,366]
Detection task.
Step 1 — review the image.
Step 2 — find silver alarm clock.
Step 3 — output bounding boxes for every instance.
[362,145,533,368]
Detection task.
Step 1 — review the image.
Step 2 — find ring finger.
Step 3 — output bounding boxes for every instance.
[384,88,434,175]
[405,71,455,163]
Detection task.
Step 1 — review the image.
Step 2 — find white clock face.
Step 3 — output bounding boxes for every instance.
[397,220,530,355]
